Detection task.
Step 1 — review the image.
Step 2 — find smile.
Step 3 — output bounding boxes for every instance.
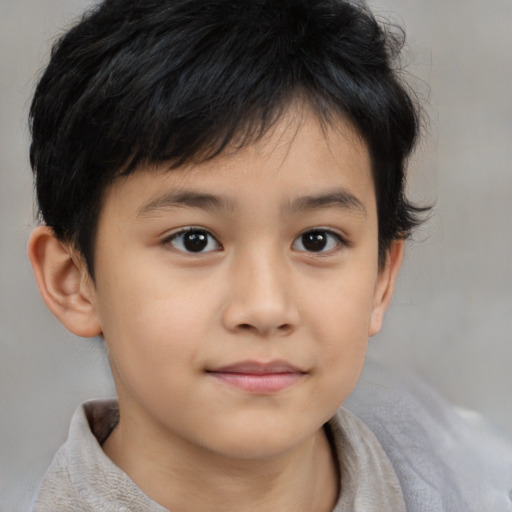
[206,361,306,394]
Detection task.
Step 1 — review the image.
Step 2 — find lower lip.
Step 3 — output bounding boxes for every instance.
[209,372,304,393]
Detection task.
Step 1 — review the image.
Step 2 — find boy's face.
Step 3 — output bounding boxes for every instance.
[82,109,400,460]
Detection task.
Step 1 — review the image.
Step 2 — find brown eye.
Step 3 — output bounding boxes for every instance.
[292,229,342,253]
[168,228,220,253]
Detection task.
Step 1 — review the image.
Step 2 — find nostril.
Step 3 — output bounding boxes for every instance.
[235,323,293,334]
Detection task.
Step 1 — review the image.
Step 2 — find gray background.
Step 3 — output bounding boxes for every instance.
[1,0,511,510]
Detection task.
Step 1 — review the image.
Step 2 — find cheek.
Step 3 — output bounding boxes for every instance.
[305,266,377,344]
[95,265,217,387]
[302,269,376,400]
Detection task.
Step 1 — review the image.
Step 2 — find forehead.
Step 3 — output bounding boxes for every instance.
[103,109,375,221]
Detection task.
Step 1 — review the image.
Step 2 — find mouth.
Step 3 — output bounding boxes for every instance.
[206,360,307,394]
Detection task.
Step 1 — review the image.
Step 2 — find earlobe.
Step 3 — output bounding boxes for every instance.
[368,239,404,337]
[27,225,102,338]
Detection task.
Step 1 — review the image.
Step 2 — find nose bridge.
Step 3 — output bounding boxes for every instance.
[245,246,286,302]
[222,243,298,335]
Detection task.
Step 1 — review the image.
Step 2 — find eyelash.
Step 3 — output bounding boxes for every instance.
[163,227,346,255]
[291,229,346,254]
[164,227,222,254]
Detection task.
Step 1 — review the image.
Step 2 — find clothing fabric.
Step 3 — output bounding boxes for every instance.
[31,400,405,512]
[345,357,512,512]
[32,357,512,512]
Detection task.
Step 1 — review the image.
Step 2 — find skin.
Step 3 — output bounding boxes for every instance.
[28,107,403,512]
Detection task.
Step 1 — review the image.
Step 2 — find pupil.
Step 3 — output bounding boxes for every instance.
[184,231,208,252]
[302,231,327,252]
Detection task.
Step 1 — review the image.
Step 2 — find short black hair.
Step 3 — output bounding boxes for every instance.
[30,0,426,277]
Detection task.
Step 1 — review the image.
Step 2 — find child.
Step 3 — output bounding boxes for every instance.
[27,0,425,510]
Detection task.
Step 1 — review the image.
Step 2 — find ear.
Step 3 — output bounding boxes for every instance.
[368,239,404,337]
[27,225,102,338]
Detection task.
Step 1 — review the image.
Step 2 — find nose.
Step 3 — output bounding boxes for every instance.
[221,249,300,337]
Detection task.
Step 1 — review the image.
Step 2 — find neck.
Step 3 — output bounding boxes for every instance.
[103,411,338,512]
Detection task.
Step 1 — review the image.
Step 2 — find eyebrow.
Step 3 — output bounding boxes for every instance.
[138,188,366,218]
[138,191,236,217]
[285,190,367,217]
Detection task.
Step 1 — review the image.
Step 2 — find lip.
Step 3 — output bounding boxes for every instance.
[206,360,306,394]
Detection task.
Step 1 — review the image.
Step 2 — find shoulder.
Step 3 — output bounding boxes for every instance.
[31,444,79,512]
[31,399,167,512]
[328,408,406,512]
[345,357,512,512]
[31,401,102,512]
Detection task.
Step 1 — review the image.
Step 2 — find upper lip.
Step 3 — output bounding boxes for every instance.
[207,360,306,374]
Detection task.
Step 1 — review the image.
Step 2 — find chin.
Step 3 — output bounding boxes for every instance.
[201,418,319,461]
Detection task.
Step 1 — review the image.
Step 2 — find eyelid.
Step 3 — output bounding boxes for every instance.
[162,226,222,254]
[292,228,348,254]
